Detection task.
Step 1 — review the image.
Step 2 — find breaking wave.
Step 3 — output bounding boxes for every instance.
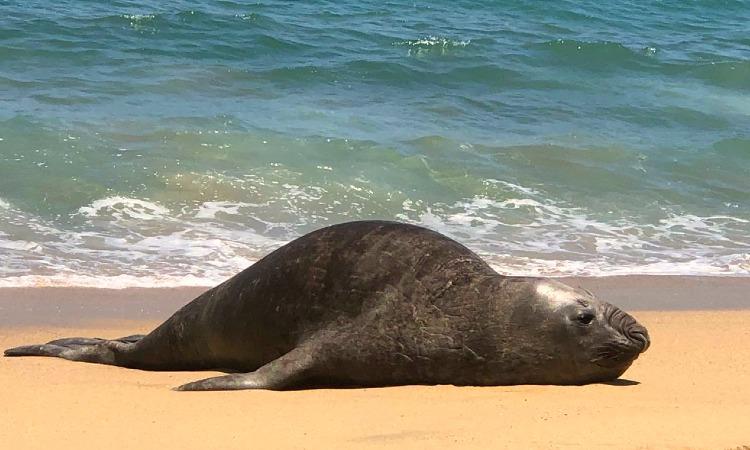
[1,180,748,288]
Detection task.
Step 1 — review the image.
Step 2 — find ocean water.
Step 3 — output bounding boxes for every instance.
[1,0,748,287]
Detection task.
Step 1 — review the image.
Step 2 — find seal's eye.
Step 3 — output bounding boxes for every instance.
[576,312,595,325]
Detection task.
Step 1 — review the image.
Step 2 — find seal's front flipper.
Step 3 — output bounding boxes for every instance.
[175,344,317,391]
[4,336,133,365]
[174,373,266,391]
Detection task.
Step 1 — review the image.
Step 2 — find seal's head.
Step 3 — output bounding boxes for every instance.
[521,279,650,384]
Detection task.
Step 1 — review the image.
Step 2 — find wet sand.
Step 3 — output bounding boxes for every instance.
[1,276,749,449]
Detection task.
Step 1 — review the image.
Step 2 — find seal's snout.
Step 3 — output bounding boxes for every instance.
[626,324,650,353]
[604,304,650,353]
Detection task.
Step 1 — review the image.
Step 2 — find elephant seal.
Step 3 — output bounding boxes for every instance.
[5,220,649,391]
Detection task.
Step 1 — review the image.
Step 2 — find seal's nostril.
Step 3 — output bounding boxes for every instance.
[628,327,650,352]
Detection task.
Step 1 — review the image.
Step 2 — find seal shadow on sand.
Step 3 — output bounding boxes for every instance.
[198,377,642,391]
[600,378,640,386]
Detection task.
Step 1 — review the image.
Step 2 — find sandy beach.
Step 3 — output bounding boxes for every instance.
[1,276,749,449]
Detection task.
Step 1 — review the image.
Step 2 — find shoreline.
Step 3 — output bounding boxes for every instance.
[0,275,747,327]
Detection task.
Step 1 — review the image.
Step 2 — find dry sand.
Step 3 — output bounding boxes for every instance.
[1,277,749,449]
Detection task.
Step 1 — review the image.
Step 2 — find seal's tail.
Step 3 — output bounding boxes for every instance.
[4,335,144,365]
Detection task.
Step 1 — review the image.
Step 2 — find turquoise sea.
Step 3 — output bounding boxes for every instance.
[1,0,748,287]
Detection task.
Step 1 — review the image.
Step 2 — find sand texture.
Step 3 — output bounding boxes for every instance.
[1,279,749,449]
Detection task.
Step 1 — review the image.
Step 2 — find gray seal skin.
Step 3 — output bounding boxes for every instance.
[4,220,650,391]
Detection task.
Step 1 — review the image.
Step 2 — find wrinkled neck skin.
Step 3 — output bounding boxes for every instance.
[466,277,650,386]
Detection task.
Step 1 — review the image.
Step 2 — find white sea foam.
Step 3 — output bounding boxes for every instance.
[398,182,750,278]
[1,185,749,288]
[122,14,156,20]
[194,201,242,219]
[394,36,471,57]
[77,196,170,221]
[396,36,471,48]
[0,239,43,253]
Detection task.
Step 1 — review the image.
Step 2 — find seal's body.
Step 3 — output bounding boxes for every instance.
[5,221,650,391]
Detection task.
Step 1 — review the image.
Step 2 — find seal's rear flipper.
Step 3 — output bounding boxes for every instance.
[4,336,135,365]
[5,344,69,357]
[115,334,146,344]
[175,343,317,391]
[47,337,107,346]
